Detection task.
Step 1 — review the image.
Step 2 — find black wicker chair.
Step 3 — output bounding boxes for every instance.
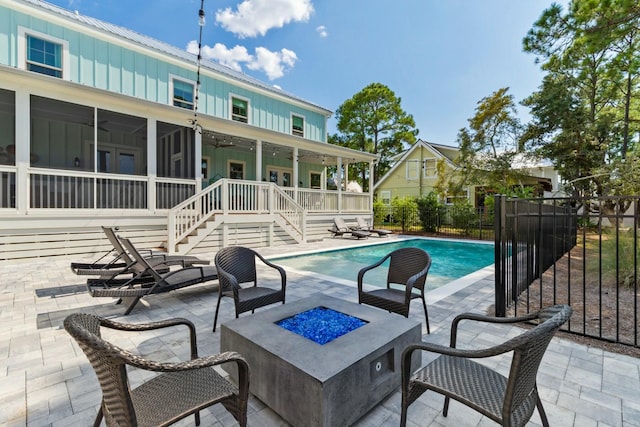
[400,304,573,427]
[64,312,249,427]
[212,246,287,332]
[357,247,432,333]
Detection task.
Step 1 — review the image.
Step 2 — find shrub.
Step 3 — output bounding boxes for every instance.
[416,193,445,232]
[450,200,477,235]
[391,197,419,232]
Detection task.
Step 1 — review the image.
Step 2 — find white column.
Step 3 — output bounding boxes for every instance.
[255,140,262,181]
[343,160,349,190]
[195,128,202,188]
[337,156,342,212]
[15,91,29,214]
[369,161,375,211]
[147,118,157,213]
[293,147,299,200]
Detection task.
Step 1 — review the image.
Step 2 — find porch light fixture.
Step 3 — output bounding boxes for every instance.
[74,157,80,167]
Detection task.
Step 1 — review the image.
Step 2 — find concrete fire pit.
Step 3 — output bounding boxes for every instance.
[220,293,421,426]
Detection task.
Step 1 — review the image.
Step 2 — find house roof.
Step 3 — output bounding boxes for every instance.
[374,139,458,190]
[15,0,332,116]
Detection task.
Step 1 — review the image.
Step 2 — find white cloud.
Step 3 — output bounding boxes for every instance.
[188,40,298,81]
[316,25,327,38]
[215,0,314,38]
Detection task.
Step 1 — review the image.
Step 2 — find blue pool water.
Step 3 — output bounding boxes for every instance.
[272,238,494,290]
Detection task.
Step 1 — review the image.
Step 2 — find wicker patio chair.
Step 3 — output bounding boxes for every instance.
[357,247,432,333]
[400,304,573,427]
[213,246,287,332]
[64,312,249,427]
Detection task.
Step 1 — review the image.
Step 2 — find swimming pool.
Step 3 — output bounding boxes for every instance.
[271,238,494,291]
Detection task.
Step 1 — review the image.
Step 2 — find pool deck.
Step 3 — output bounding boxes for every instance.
[2,234,640,426]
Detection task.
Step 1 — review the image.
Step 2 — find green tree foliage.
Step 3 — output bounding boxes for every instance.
[416,193,445,232]
[521,0,640,205]
[452,88,529,196]
[391,196,419,232]
[332,83,418,186]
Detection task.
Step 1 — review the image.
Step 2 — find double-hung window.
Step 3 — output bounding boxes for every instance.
[292,114,304,137]
[171,77,195,110]
[19,28,68,79]
[231,96,249,123]
[423,158,437,177]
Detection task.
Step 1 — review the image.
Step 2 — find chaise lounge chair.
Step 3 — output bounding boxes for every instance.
[87,237,218,315]
[71,226,209,284]
[328,218,371,239]
[354,217,393,237]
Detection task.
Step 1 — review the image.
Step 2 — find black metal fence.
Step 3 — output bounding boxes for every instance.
[374,204,495,241]
[494,195,640,348]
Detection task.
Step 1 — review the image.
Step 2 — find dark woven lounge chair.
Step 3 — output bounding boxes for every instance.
[328,217,371,239]
[64,312,249,427]
[358,247,432,333]
[354,217,393,237]
[400,304,573,427]
[87,237,218,315]
[213,246,286,332]
[71,226,209,278]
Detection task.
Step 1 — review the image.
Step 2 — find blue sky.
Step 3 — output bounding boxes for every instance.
[47,0,561,147]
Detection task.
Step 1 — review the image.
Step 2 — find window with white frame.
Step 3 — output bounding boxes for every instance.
[231,96,249,123]
[171,77,195,110]
[445,190,469,205]
[380,191,391,205]
[18,27,69,79]
[292,114,304,137]
[423,158,437,177]
[310,172,321,189]
[406,159,419,180]
[228,161,245,180]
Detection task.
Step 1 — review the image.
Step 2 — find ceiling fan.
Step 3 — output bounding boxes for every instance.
[87,120,110,132]
[209,136,234,149]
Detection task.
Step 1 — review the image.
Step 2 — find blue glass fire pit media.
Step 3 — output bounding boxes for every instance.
[276,306,368,345]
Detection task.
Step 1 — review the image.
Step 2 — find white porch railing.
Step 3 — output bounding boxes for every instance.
[167,179,307,252]
[24,168,197,210]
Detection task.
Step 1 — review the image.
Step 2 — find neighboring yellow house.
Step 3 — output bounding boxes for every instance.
[374,139,564,208]
[374,139,465,205]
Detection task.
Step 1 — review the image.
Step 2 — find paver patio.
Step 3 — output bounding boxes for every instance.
[1,235,639,426]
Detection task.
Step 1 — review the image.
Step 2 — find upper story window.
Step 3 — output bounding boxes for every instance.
[231,96,249,123]
[292,114,304,137]
[423,158,437,177]
[18,28,69,79]
[406,159,419,180]
[171,77,195,110]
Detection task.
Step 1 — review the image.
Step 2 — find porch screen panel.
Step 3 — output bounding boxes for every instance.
[157,121,195,179]
[0,89,15,167]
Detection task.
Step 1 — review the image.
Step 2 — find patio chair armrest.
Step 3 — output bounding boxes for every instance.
[125,351,249,375]
[404,265,431,296]
[256,254,288,287]
[450,311,539,347]
[101,317,199,358]
[357,254,391,289]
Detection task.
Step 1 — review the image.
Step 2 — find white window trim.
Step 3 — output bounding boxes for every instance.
[267,165,293,186]
[445,190,469,205]
[227,159,246,180]
[380,190,391,205]
[291,113,305,138]
[229,93,250,123]
[309,171,322,189]
[169,74,196,110]
[423,158,438,177]
[17,26,70,80]
[406,159,419,180]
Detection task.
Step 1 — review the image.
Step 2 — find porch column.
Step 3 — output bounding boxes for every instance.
[343,160,349,190]
[147,118,157,213]
[255,140,263,181]
[293,147,299,200]
[194,128,202,188]
[337,156,343,212]
[369,161,375,210]
[15,91,29,214]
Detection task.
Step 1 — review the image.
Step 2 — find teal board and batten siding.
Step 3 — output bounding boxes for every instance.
[0,4,327,142]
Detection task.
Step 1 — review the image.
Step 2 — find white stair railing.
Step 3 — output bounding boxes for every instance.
[167,179,306,252]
